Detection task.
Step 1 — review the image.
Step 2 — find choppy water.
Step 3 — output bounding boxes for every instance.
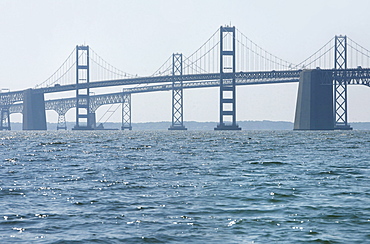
[1,130,369,243]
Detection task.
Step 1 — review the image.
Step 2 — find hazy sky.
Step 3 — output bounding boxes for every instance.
[1,0,370,124]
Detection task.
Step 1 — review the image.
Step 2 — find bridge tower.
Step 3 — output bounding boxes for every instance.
[215,26,241,130]
[169,53,187,130]
[334,36,352,130]
[0,107,11,130]
[57,113,67,130]
[121,92,132,130]
[73,45,92,130]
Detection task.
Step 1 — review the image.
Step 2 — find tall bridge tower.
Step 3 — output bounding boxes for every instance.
[73,45,92,130]
[169,53,187,130]
[334,36,351,130]
[215,26,241,130]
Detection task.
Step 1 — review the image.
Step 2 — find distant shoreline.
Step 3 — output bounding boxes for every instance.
[6,121,370,131]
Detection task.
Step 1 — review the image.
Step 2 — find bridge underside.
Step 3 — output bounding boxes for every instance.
[294,70,336,130]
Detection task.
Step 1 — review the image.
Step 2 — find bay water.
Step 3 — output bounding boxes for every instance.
[1,130,369,243]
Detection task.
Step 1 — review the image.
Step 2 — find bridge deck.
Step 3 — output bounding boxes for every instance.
[3,68,370,111]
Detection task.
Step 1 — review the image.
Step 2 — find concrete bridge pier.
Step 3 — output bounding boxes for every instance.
[72,112,96,130]
[294,69,334,130]
[23,89,47,130]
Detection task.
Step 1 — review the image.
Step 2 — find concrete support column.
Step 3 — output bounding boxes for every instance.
[294,70,334,130]
[23,89,47,130]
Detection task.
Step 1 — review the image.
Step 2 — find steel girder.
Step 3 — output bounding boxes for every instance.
[9,104,23,114]
[90,93,124,112]
[46,99,75,130]
[0,91,24,129]
[321,69,370,85]
[0,91,24,105]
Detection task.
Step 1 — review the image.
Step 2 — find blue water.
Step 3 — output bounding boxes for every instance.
[1,130,369,243]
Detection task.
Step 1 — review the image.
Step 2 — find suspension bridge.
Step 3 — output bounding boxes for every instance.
[1,26,370,131]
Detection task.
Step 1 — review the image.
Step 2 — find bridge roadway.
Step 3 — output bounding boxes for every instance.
[8,70,301,114]
[4,68,370,114]
[2,70,301,105]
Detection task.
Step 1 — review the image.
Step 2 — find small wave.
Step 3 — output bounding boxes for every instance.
[39,141,67,146]
[4,158,18,162]
[227,218,244,227]
[129,145,152,150]
[249,161,285,165]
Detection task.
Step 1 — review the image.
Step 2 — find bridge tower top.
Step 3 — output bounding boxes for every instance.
[335,35,347,69]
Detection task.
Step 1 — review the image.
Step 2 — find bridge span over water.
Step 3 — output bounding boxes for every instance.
[1,26,370,131]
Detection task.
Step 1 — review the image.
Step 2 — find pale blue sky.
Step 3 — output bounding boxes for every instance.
[1,0,370,123]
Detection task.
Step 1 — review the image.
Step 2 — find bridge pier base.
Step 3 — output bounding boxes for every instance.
[215,123,241,130]
[23,89,47,130]
[72,112,96,130]
[168,125,187,130]
[294,70,337,130]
